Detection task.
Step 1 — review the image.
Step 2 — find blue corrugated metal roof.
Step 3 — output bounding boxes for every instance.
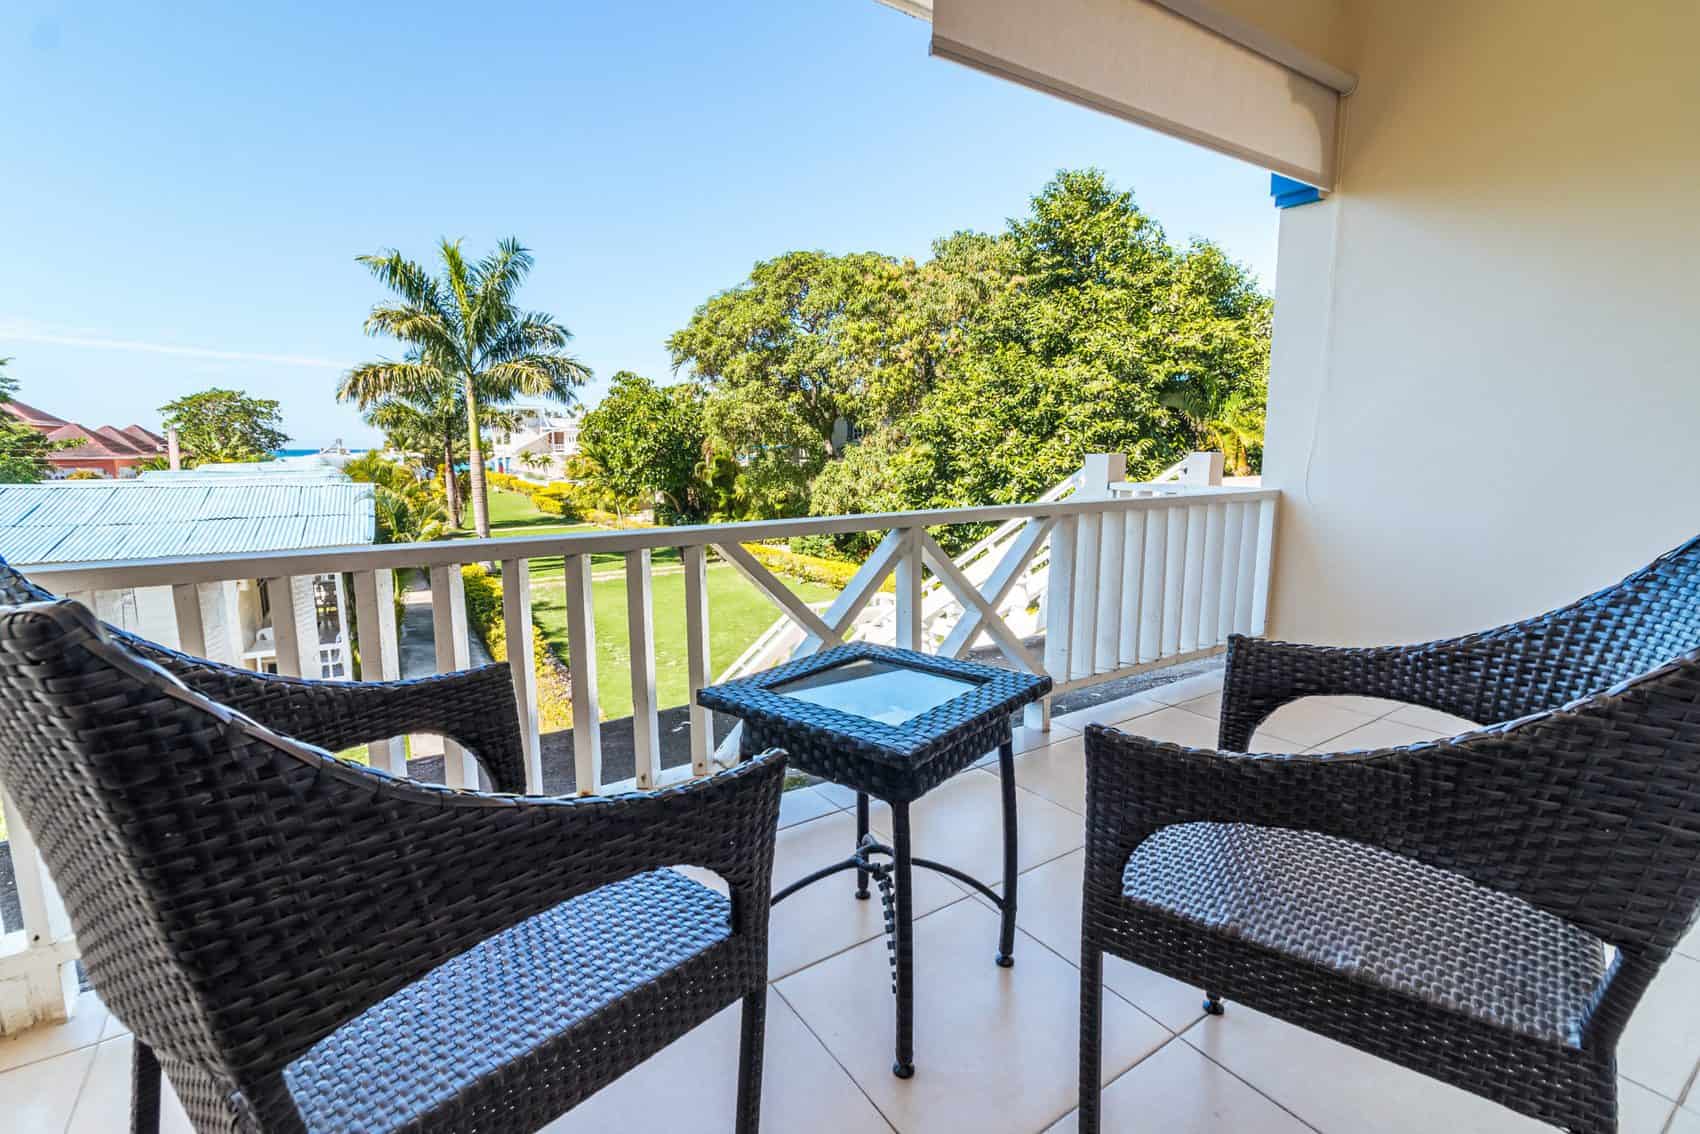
[0,479,376,566]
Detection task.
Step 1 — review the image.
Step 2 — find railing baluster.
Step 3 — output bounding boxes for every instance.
[265,575,304,677]
[625,549,660,790]
[1138,507,1166,663]
[1042,516,1078,686]
[1118,510,1145,667]
[1198,502,1226,647]
[683,545,713,778]
[428,564,479,789]
[1179,504,1208,653]
[1250,497,1279,635]
[351,569,405,775]
[1217,501,1245,644]
[1070,508,1103,681]
[170,583,207,657]
[563,553,602,795]
[1160,507,1187,656]
[1235,500,1260,634]
[499,558,543,793]
[894,527,924,651]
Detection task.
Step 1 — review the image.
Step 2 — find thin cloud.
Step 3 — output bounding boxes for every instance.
[0,326,349,369]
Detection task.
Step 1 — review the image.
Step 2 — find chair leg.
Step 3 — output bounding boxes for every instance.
[131,1039,162,1134]
[1079,944,1104,1134]
[996,739,1018,967]
[735,989,766,1134]
[891,801,916,1079]
[1204,990,1226,1016]
[855,791,871,899]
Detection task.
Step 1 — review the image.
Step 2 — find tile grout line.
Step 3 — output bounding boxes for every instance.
[1173,1019,1329,1134]
[59,1042,102,1134]
[769,982,901,1134]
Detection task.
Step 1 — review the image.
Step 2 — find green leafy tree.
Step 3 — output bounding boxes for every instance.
[344,451,450,543]
[0,358,64,483]
[158,388,289,464]
[577,371,710,522]
[347,238,591,538]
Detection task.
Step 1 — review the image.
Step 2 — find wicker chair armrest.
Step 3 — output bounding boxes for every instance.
[125,632,528,793]
[1219,632,1503,751]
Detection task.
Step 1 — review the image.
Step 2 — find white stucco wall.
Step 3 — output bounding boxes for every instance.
[1262,0,1700,645]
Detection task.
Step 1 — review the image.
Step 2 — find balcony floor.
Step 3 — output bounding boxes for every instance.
[6,666,1700,1133]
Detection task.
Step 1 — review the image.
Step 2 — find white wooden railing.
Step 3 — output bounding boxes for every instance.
[0,454,1275,1033]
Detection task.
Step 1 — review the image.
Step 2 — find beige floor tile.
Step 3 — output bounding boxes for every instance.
[1619,953,1700,1098]
[1305,717,1445,753]
[1047,1038,1312,1133]
[1051,693,1165,733]
[779,784,843,829]
[1107,705,1223,749]
[66,1035,194,1134]
[0,989,109,1073]
[100,1008,130,1041]
[999,850,1203,1032]
[544,988,893,1134]
[0,1044,96,1134]
[1187,694,1374,749]
[1184,691,1403,724]
[1185,1004,1571,1133]
[1013,718,1081,755]
[776,899,1169,1134]
[1616,1076,1677,1134]
[1670,1105,1700,1134]
[1385,703,1481,734]
[768,810,969,980]
[991,733,1088,814]
[870,768,1085,884]
[1146,669,1226,706]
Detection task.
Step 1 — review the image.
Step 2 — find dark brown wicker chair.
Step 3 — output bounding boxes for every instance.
[1079,536,1700,1133]
[0,596,785,1133]
[0,557,529,794]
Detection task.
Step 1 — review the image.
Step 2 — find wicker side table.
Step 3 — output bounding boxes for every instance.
[699,643,1051,1078]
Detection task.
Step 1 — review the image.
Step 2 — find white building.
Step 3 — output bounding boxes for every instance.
[490,405,582,480]
[0,467,375,678]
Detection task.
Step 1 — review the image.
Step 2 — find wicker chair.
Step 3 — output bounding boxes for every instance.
[1079,537,1700,1133]
[0,596,786,1133]
[0,557,529,794]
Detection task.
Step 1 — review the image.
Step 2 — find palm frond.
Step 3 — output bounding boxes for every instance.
[337,360,448,409]
[481,355,590,403]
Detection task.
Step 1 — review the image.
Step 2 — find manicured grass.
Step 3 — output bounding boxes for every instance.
[483,486,553,529]
[524,560,836,722]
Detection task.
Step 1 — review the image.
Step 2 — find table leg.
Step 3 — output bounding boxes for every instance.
[996,739,1018,967]
[891,800,915,1079]
[855,791,871,899]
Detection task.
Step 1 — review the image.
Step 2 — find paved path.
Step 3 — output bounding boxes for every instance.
[398,570,492,679]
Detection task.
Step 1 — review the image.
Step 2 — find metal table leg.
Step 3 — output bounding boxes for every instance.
[996,739,1018,966]
[891,800,915,1079]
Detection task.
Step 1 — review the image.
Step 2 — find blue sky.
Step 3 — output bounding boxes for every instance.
[1,1,1277,447]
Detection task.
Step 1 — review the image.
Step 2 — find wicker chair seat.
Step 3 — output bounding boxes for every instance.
[282,868,730,1133]
[1122,823,1607,1046]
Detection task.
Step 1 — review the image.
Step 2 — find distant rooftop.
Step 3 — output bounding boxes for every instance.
[0,478,376,566]
[140,454,348,481]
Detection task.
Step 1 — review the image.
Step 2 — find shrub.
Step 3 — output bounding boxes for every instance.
[737,542,883,591]
[460,565,573,732]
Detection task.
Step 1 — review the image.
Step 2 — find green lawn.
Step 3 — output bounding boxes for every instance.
[462,492,839,723]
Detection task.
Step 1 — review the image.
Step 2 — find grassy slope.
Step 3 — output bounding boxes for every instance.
[469,487,838,722]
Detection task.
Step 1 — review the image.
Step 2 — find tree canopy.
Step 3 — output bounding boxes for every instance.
[576,371,710,522]
[159,387,289,464]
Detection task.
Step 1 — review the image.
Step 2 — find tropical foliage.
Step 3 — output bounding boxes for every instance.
[577,371,711,522]
[158,388,288,464]
[0,358,62,483]
[343,451,450,544]
[344,238,591,538]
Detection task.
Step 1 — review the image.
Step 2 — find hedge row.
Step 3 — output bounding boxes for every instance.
[460,564,574,732]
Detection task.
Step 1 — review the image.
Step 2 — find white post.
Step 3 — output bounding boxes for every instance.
[626,550,660,790]
[1177,450,1225,486]
[499,558,543,793]
[682,546,713,777]
[894,527,924,652]
[1250,496,1279,635]
[1216,501,1245,643]
[1198,502,1226,647]
[1235,502,1261,635]
[266,576,303,677]
[1160,509,1187,656]
[428,565,479,789]
[170,583,207,657]
[1179,504,1207,653]
[351,569,405,774]
[1117,511,1146,668]
[1138,507,1167,663]
[0,790,77,1034]
[563,553,602,795]
[1042,515,1078,699]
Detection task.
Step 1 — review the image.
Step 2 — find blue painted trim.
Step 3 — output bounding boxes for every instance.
[1270,174,1323,209]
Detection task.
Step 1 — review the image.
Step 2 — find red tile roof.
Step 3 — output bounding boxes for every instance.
[6,402,165,466]
[1,399,67,429]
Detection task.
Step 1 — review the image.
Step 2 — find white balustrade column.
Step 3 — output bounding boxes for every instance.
[1198,502,1227,647]
[1118,510,1146,667]
[265,576,304,677]
[499,559,543,792]
[1042,516,1078,691]
[428,565,480,789]
[170,583,207,657]
[1250,496,1279,635]
[351,569,405,775]
[625,550,661,790]
[563,553,602,795]
[0,790,76,1035]
[682,546,713,777]
[895,528,925,652]
[1217,501,1245,643]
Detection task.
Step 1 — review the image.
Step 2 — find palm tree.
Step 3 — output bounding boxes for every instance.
[344,239,590,537]
[1159,374,1266,477]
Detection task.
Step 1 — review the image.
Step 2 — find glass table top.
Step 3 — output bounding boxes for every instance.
[770,658,981,726]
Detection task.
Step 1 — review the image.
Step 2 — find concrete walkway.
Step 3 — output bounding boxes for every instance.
[398,569,492,679]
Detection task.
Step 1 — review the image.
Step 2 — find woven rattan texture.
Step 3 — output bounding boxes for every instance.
[0,598,785,1133]
[1078,536,1700,1134]
[702,643,1050,802]
[1123,823,1607,1045]
[0,557,527,794]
